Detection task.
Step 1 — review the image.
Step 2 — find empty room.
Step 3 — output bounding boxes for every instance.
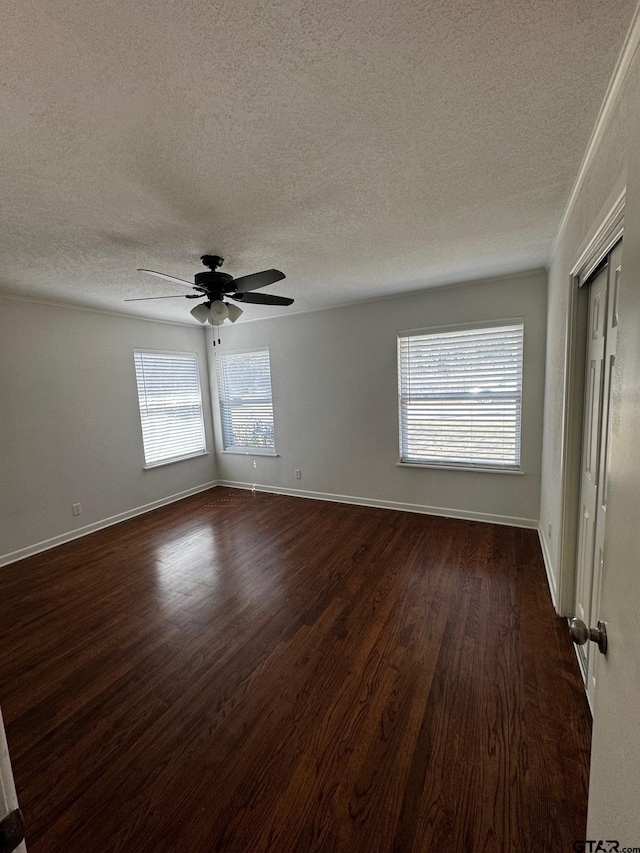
[2,1,640,851]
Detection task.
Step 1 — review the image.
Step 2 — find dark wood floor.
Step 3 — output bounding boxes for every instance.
[0,488,590,852]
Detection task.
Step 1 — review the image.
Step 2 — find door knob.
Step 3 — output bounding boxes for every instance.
[569,618,608,654]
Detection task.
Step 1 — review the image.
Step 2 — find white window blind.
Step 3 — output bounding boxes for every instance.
[134,350,206,467]
[398,323,524,469]
[216,348,275,453]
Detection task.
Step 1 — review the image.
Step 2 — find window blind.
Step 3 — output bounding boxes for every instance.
[134,350,206,467]
[216,348,275,452]
[398,323,524,468]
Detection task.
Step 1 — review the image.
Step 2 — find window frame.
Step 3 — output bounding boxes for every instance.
[133,348,208,469]
[397,318,525,474]
[215,345,277,456]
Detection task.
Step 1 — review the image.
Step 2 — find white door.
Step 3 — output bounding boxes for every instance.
[0,708,26,853]
[574,241,622,708]
[575,262,606,680]
[586,240,622,702]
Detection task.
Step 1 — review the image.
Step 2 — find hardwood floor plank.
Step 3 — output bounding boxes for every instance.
[0,489,590,852]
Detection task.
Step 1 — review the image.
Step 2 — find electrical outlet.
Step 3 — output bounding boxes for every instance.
[295,469,302,479]
[548,522,552,538]
[72,503,82,516]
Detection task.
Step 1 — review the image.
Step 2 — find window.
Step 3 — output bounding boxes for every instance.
[398,322,524,469]
[133,350,206,467]
[216,348,276,454]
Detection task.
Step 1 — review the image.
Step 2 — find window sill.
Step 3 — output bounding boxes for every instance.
[397,461,525,475]
[143,450,210,470]
[219,449,279,457]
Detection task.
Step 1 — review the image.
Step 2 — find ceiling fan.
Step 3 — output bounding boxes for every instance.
[126,255,293,329]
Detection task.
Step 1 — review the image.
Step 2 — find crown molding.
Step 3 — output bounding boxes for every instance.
[218,267,547,328]
[0,290,197,329]
[552,2,640,255]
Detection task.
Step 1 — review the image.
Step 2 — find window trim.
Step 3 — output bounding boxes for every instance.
[397,316,525,339]
[395,461,525,474]
[143,450,210,471]
[218,449,279,457]
[215,345,277,454]
[397,318,524,472]
[133,347,207,469]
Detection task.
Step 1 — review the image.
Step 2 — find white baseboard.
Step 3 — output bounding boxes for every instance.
[537,522,558,610]
[217,480,538,529]
[0,481,219,568]
[2,479,540,569]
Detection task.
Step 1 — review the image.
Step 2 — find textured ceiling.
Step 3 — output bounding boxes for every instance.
[1,0,637,325]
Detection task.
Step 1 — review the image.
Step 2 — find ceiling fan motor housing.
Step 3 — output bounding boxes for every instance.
[194,270,234,291]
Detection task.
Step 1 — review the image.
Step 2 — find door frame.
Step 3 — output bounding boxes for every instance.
[555,190,625,618]
[0,707,25,853]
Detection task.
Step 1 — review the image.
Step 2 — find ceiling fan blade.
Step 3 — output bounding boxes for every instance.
[232,269,286,293]
[232,292,294,306]
[137,269,196,289]
[124,295,189,301]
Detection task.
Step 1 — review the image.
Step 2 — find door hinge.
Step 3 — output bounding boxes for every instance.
[0,809,25,853]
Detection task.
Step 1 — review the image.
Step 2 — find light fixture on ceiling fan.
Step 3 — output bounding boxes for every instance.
[189,300,243,325]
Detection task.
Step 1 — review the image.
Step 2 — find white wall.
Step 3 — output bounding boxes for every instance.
[208,271,547,527]
[0,297,217,564]
[539,47,640,610]
[586,54,640,839]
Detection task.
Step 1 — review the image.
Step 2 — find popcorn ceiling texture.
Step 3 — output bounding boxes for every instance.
[0,0,636,324]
